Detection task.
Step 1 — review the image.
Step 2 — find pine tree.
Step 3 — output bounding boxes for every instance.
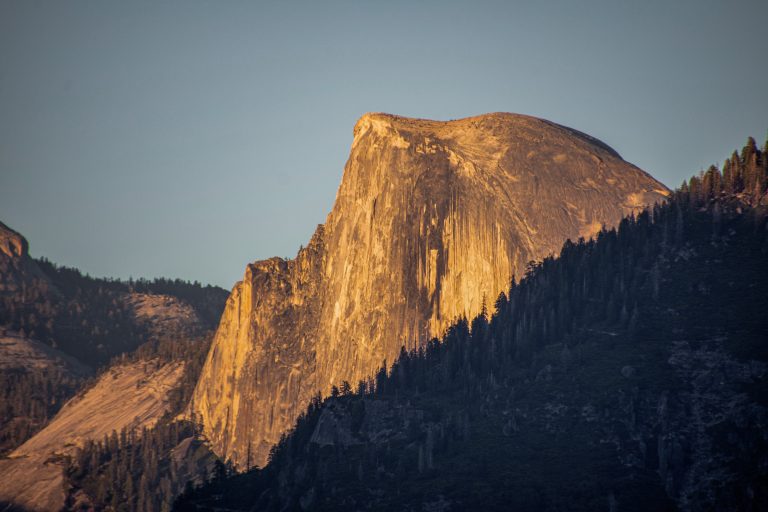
[494,291,508,314]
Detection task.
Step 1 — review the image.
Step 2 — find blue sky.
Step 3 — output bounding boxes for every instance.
[1,1,766,288]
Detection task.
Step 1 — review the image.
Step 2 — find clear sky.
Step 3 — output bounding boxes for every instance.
[1,1,766,289]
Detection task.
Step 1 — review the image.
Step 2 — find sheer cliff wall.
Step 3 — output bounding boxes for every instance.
[193,112,669,466]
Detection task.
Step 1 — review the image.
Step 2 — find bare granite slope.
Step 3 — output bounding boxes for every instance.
[124,292,203,338]
[193,112,669,467]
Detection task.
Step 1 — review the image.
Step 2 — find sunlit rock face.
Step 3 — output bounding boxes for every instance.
[0,222,27,260]
[193,112,669,466]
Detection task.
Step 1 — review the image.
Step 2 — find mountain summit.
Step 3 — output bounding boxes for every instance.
[193,112,669,466]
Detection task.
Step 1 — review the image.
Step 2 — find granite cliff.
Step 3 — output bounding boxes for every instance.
[193,112,669,466]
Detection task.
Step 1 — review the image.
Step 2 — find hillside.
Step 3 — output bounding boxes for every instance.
[193,112,669,467]
[176,138,768,511]
[0,221,229,455]
[0,327,222,512]
[0,360,186,511]
[51,329,221,511]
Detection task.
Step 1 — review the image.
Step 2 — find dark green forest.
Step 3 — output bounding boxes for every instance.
[173,138,768,511]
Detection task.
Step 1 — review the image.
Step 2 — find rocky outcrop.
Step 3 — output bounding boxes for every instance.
[0,222,28,260]
[193,112,669,467]
[0,221,47,297]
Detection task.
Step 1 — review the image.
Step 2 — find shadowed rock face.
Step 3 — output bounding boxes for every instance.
[193,112,669,466]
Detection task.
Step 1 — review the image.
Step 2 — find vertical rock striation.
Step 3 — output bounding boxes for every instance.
[193,112,669,466]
